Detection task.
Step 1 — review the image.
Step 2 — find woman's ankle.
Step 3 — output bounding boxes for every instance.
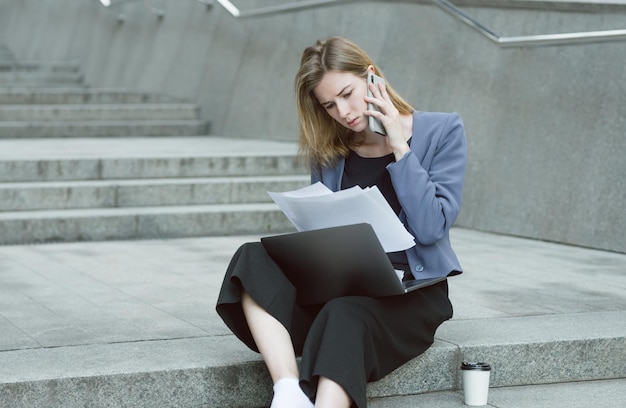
[270,377,313,408]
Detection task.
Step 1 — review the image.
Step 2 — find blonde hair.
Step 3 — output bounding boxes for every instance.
[295,36,414,168]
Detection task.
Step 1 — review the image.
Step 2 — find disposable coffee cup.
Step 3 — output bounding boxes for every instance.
[461,362,491,406]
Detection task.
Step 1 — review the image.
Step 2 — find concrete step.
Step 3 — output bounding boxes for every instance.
[0,175,309,211]
[0,82,88,89]
[0,88,180,104]
[0,70,84,84]
[0,61,81,72]
[367,379,626,408]
[0,155,306,184]
[0,103,201,121]
[0,119,210,138]
[0,203,295,245]
[0,309,623,406]
[0,137,306,181]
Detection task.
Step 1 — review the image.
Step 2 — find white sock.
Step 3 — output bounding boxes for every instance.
[270,377,314,408]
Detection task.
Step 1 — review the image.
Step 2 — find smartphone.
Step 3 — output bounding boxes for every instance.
[367,71,387,136]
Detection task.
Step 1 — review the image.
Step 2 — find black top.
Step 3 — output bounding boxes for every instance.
[341,149,409,267]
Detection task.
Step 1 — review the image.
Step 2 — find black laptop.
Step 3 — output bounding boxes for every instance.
[260,223,446,305]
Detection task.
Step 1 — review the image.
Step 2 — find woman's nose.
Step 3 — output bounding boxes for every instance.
[337,100,350,118]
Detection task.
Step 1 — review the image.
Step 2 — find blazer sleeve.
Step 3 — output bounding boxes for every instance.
[387,112,467,245]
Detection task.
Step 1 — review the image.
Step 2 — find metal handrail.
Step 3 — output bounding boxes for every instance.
[96,0,626,47]
[211,0,626,47]
[213,0,350,17]
[431,0,626,47]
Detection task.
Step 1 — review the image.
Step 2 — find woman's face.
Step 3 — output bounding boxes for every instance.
[313,70,369,133]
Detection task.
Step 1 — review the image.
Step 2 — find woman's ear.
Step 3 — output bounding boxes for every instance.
[367,65,375,73]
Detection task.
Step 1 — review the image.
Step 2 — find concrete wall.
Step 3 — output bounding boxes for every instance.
[1,0,625,253]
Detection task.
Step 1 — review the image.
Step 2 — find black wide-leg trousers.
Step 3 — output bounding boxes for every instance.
[216,242,452,408]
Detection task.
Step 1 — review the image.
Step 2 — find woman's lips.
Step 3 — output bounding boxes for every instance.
[347,117,359,127]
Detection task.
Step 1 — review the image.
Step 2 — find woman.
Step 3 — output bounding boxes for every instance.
[216,36,467,408]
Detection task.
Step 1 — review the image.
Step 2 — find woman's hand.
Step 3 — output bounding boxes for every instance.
[364,81,411,161]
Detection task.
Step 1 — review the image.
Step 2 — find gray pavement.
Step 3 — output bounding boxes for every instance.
[1,227,625,406]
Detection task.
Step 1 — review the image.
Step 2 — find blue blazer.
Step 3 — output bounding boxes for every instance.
[311,111,467,280]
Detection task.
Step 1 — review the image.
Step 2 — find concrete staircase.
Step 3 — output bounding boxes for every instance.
[0,48,308,245]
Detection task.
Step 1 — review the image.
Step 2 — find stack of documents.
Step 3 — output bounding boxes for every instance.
[268,182,415,252]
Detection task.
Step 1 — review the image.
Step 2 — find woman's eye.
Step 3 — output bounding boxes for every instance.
[324,103,335,110]
[344,92,352,98]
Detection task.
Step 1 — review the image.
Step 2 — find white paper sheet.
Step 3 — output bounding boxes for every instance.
[268,182,415,252]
